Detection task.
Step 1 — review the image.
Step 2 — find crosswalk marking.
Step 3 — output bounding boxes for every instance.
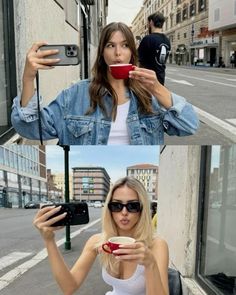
[0,252,32,271]
[226,119,236,127]
[0,219,101,291]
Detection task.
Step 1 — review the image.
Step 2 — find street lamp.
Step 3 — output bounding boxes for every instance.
[61,145,71,250]
[191,23,194,43]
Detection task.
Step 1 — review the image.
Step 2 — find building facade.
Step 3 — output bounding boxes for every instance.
[132,0,227,67]
[158,145,236,295]
[47,169,63,202]
[0,146,47,208]
[126,164,158,201]
[209,0,236,67]
[72,167,110,202]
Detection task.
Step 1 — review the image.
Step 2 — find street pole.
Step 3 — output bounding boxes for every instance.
[62,145,71,250]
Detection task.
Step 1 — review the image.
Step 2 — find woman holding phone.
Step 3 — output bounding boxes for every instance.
[11,22,198,145]
[33,176,169,295]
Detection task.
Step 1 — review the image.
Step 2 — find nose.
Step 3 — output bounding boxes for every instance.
[115,45,121,56]
[121,206,128,215]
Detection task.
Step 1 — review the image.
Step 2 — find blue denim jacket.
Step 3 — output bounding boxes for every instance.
[11,79,199,145]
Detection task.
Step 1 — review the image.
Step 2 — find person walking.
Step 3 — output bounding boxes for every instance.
[138,12,171,85]
[33,176,169,295]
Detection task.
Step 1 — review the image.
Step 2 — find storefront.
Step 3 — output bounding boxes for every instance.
[190,36,219,66]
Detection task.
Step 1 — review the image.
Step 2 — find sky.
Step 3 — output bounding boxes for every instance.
[107,0,143,26]
[46,146,159,183]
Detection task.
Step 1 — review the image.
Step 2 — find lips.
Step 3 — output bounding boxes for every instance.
[120,219,129,225]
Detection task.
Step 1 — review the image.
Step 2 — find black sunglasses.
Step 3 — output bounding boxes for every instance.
[108,201,142,213]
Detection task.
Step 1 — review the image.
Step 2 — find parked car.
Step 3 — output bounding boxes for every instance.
[94,201,102,208]
[24,201,41,209]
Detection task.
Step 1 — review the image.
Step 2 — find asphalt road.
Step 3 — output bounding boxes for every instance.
[0,207,111,295]
[164,65,236,144]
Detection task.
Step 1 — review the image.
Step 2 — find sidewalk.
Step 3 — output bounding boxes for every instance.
[168,63,236,75]
[0,224,111,295]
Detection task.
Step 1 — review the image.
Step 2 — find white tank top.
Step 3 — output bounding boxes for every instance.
[107,100,130,145]
[102,264,146,295]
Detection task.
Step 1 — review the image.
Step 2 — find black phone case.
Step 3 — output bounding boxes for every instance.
[39,44,80,66]
[42,202,89,226]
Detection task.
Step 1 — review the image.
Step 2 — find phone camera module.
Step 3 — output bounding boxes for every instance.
[66,46,77,57]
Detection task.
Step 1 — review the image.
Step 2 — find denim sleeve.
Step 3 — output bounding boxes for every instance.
[11,91,65,140]
[162,92,199,136]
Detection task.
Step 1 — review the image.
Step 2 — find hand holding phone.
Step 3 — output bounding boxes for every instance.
[41,202,89,226]
[39,44,80,66]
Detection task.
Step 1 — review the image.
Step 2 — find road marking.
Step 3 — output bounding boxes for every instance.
[226,119,236,126]
[176,73,236,87]
[0,218,101,291]
[0,252,32,271]
[166,77,194,86]
[194,106,236,143]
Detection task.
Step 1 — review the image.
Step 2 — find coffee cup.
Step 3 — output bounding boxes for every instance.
[109,64,134,79]
[102,236,135,254]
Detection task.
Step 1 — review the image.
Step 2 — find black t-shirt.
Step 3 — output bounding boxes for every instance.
[138,33,171,85]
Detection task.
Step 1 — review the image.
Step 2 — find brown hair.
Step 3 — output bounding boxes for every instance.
[87,22,153,120]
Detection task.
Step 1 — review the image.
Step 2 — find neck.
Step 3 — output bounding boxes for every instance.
[151,27,162,33]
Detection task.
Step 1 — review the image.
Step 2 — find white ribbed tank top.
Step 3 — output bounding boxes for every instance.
[102,264,146,295]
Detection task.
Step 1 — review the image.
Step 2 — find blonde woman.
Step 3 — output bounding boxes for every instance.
[33,177,169,295]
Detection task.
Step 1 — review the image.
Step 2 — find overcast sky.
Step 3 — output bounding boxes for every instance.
[46,146,159,183]
[107,0,143,26]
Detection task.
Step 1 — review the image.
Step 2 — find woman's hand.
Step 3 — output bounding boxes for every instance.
[33,205,66,241]
[23,41,60,82]
[112,241,155,267]
[129,66,172,109]
[129,67,162,96]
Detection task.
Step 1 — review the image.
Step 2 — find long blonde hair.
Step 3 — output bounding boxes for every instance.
[87,22,153,120]
[98,176,154,274]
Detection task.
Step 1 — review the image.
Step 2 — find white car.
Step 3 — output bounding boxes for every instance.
[94,201,102,208]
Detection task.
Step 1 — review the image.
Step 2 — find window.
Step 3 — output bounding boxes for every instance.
[176,9,181,23]
[182,4,188,20]
[214,8,220,22]
[197,146,236,294]
[198,0,205,12]
[190,0,196,16]
[0,0,17,143]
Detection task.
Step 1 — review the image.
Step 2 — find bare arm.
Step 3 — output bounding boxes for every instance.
[112,237,169,295]
[145,238,169,295]
[33,206,99,295]
[129,67,172,109]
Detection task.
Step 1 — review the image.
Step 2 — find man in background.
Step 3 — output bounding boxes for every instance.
[138,12,171,85]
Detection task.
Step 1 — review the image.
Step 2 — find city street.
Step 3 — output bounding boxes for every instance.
[0,207,111,295]
[164,65,236,144]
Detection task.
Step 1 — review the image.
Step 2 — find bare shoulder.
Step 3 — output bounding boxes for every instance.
[85,233,102,249]
[152,236,169,252]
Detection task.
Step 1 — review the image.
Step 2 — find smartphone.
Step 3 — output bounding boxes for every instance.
[39,44,80,66]
[42,202,89,226]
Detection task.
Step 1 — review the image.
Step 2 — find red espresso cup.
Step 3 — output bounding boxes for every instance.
[109,64,134,79]
[102,236,135,255]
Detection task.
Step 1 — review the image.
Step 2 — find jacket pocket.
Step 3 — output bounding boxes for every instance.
[66,117,94,144]
[139,115,163,144]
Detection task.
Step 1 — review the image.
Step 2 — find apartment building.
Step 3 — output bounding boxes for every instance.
[126,164,158,201]
[209,0,236,67]
[72,167,110,202]
[53,172,73,200]
[133,0,223,66]
[0,146,47,208]
[158,145,236,295]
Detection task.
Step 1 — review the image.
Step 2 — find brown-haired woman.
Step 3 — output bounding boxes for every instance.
[11,22,199,145]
